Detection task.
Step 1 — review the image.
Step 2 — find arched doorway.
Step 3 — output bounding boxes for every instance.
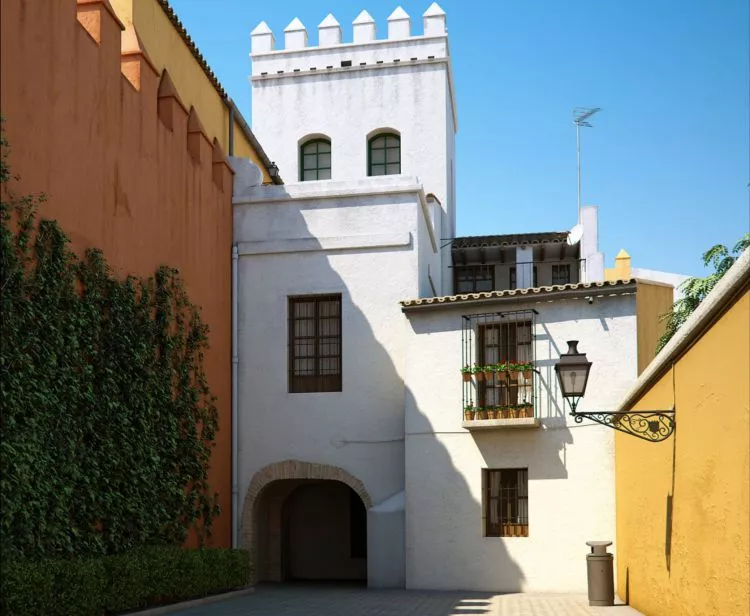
[241,460,371,583]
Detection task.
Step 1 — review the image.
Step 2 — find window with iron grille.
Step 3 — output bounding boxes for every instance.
[455,265,494,293]
[477,321,532,408]
[509,266,537,290]
[300,139,332,181]
[552,264,571,285]
[368,133,401,176]
[288,294,341,393]
[484,468,529,537]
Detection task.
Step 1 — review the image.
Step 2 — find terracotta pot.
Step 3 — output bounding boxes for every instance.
[496,372,508,384]
[477,410,488,420]
[519,406,533,418]
[523,369,532,380]
[464,410,474,421]
[500,408,511,419]
[462,372,472,382]
[487,409,498,420]
[484,371,494,381]
[475,371,484,382]
[509,370,519,381]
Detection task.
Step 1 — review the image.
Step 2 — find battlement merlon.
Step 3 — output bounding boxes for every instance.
[250,4,449,72]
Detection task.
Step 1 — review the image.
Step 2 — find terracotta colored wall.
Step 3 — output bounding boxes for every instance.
[110,0,272,181]
[1,0,233,547]
[615,290,750,616]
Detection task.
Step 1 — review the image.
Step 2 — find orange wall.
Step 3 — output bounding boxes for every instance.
[1,0,232,547]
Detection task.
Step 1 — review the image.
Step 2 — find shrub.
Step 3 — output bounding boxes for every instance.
[0,546,251,615]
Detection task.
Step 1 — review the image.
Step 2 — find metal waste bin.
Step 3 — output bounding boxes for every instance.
[586,540,614,606]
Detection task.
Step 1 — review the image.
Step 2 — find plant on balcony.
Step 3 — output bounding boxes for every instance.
[494,362,509,383]
[476,406,488,420]
[517,361,534,380]
[460,365,472,382]
[483,365,495,381]
[486,405,500,420]
[515,403,534,418]
[463,401,476,421]
[508,361,520,381]
[472,362,484,381]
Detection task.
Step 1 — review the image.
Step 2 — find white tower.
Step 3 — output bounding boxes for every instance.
[250,3,457,290]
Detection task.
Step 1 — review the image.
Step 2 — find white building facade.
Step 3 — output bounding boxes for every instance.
[233,3,668,593]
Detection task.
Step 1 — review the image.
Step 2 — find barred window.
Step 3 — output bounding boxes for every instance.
[288,295,341,393]
[552,264,571,285]
[455,265,494,293]
[300,139,332,181]
[368,133,401,176]
[484,469,528,537]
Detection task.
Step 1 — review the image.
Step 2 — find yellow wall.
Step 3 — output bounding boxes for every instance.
[615,290,750,616]
[635,281,674,374]
[111,0,271,182]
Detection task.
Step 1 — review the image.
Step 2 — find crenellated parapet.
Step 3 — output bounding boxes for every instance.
[250,4,449,79]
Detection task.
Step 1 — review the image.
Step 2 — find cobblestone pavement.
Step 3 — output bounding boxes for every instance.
[168,584,643,616]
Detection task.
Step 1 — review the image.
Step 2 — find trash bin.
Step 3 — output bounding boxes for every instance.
[586,540,614,606]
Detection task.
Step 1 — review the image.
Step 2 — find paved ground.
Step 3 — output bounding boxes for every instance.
[167,584,643,616]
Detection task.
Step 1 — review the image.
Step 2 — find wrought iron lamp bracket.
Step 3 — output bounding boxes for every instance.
[566,399,675,443]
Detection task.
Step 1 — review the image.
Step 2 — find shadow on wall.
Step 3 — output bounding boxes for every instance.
[235,174,525,595]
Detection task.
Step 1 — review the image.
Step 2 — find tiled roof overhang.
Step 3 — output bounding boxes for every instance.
[400,279,637,312]
[450,231,570,250]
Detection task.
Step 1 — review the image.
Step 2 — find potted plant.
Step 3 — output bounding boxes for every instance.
[472,362,484,381]
[476,406,488,420]
[499,405,511,419]
[463,401,476,421]
[483,365,495,381]
[495,361,509,384]
[517,403,534,418]
[461,365,472,382]
[519,361,533,380]
[508,361,520,381]
[487,405,499,420]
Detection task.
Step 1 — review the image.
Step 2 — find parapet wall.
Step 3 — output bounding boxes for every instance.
[250,4,449,78]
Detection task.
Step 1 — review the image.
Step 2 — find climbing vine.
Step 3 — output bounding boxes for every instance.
[0,130,219,559]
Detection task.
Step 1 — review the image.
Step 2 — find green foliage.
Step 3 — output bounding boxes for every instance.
[0,546,251,616]
[657,233,750,352]
[0,130,219,559]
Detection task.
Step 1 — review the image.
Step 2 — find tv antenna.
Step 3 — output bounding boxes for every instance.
[573,107,601,223]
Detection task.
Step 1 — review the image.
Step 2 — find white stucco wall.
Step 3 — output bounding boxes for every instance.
[250,13,456,293]
[234,177,437,576]
[401,293,638,592]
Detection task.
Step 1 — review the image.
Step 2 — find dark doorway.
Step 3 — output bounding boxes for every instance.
[257,480,366,583]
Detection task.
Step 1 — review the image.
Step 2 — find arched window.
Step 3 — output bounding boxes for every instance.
[300,138,331,181]
[368,133,400,176]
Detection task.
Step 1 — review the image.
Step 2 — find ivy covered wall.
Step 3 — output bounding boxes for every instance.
[1,137,220,558]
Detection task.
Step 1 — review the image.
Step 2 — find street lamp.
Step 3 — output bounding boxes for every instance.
[555,340,676,443]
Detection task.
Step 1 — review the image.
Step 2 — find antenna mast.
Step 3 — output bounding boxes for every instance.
[573,107,601,223]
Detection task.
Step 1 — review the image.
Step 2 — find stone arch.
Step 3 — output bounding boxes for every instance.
[240,460,372,579]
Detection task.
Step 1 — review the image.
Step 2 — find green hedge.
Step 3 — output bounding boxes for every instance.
[0,546,251,615]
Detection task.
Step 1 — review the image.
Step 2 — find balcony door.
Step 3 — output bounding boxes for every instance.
[477,321,532,408]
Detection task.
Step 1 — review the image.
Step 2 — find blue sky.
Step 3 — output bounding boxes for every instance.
[170,0,748,277]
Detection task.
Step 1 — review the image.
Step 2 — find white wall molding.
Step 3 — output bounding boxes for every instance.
[238,232,412,256]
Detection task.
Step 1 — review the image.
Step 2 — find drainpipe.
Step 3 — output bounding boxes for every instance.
[227,99,235,156]
[231,243,239,548]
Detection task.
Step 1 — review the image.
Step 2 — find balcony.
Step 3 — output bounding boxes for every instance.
[460,309,541,431]
[450,232,584,293]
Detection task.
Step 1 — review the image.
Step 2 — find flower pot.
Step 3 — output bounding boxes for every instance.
[475,371,484,382]
[477,410,488,420]
[522,369,532,380]
[519,405,533,418]
[487,408,498,420]
[464,410,474,421]
[462,372,472,382]
[484,371,494,381]
[509,370,519,381]
[496,372,508,384]
[500,408,511,419]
